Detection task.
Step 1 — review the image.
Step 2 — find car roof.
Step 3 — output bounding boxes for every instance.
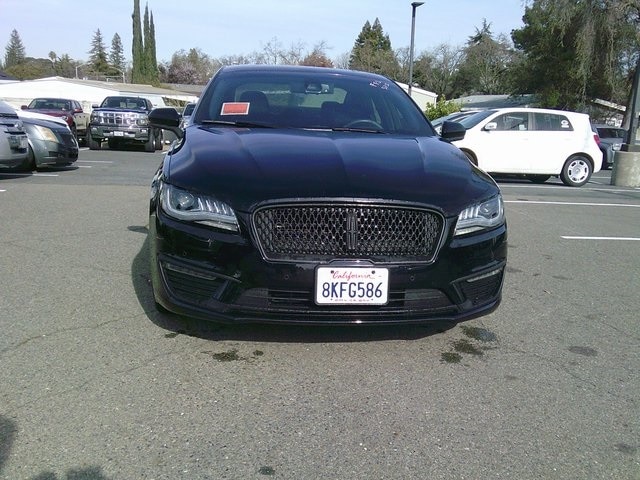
[218,64,392,81]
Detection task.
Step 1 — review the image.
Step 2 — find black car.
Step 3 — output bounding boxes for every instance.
[147,65,507,326]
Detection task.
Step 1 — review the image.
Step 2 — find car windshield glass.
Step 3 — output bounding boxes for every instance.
[195,70,434,136]
[458,110,497,129]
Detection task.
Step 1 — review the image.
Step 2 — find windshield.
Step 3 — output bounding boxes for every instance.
[195,69,434,136]
[459,110,497,129]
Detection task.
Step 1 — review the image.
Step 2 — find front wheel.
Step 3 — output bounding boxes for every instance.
[144,130,155,152]
[560,155,592,187]
[87,130,101,150]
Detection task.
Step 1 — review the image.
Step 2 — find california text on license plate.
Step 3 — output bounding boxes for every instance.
[315,267,389,305]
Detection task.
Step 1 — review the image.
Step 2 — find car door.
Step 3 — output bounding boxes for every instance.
[528,112,575,173]
[475,110,535,173]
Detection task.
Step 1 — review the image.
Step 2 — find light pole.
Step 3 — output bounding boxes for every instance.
[75,62,86,79]
[408,1,424,97]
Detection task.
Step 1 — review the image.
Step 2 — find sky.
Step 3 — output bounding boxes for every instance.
[1,0,527,64]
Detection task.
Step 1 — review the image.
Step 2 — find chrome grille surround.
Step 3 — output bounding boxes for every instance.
[252,202,445,264]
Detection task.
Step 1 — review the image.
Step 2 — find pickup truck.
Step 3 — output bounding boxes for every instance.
[88,96,162,152]
[21,97,89,144]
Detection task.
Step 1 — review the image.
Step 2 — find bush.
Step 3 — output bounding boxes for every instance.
[425,96,461,120]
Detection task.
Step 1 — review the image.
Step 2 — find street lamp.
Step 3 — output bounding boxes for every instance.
[75,62,86,79]
[408,1,424,97]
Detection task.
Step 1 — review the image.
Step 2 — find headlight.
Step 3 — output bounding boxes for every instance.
[160,183,239,232]
[137,117,149,126]
[32,125,58,142]
[454,195,504,236]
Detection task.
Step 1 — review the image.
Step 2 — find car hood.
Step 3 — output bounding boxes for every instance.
[165,126,498,216]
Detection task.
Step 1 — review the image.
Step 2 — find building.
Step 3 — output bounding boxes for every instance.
[0,76,197,112]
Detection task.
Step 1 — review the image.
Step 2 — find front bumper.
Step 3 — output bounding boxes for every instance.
[32,137,78,167]
[149,209,507,325]
[90,125,150,142]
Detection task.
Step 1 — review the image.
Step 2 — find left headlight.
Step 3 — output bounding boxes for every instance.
[32,125,58,142]
[160,183,239,232]
[454,194,505,236]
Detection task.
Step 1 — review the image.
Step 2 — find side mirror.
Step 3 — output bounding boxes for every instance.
[149,107,184,140]
[483,122,497,131]
[440,121,466,142]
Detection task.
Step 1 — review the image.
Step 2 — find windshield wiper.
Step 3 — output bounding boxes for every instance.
[200,120,274,129]
[331,127,386,134]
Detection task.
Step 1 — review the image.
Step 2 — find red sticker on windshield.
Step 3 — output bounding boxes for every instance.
[221,102,250,115]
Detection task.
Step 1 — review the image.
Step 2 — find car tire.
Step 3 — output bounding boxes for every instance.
[87,130,101,150]
[526,174,551,184]
[154,130,163,150]
[70,124,78,144]
[21,145,37,171]
[144,130,155,152]
[560,155,592,187]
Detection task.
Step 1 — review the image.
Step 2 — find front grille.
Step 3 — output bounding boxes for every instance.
[95,112,140,126]
[253,203,444,263]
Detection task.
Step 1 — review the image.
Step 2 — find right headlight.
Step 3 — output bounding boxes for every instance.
[454,194,504,236]
[160,183,239,232]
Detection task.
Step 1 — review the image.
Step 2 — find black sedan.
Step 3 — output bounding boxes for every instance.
[147,65,507,326]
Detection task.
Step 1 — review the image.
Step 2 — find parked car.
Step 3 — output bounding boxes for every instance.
[19,114,78,171]
[431,110,480,135]
[453,108,602,187]
[591,124,626,170]
[21,97,89,144]
[179,102,196,129]
[146,65,507,326]
[0,100,28,169]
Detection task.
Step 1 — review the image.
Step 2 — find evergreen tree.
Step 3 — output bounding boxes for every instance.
[109,33,127,80]
[349,19,399,78]
[131,0,145,83]
[149,11,158,82]
[88,28,110,76]
[4,29,26,68]
[143,3,158,83]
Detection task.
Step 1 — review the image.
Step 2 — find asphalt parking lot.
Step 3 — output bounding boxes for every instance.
[1,149,639,479]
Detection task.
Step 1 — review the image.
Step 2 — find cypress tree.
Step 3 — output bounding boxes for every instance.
[131,0,145,83]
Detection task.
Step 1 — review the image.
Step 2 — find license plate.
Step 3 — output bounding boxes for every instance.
[113,131,124,137]
[315,267,389,305]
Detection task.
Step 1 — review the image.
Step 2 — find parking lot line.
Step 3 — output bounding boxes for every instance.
[505,200,640,208]
[562,236,640,241]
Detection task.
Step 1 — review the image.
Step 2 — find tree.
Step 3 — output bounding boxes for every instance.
[349,19,399,78]
[109,33,127,80]
[455,20,517,96]
[131,0,145,83]
[88,29,110,76]
[163,48,218,85]
[301,43,334,67]
[4,29,26,68]
[512,0,640,111]
[143,3,158,84]
[413,43,465,98]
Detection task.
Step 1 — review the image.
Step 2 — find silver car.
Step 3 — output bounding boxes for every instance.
[0,100,28,169]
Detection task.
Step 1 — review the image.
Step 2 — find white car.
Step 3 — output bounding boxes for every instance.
[453,107,602,187]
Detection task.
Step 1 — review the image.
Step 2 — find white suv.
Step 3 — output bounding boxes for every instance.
[453,107,602,187]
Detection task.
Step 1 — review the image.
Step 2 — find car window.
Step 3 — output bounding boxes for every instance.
[458,110,496,129]
[533,112,573,131]
[597,127,625,139]
[196,71,433,135]
[493,112,529,131]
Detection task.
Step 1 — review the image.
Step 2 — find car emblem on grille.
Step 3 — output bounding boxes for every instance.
[346,211,358,251]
